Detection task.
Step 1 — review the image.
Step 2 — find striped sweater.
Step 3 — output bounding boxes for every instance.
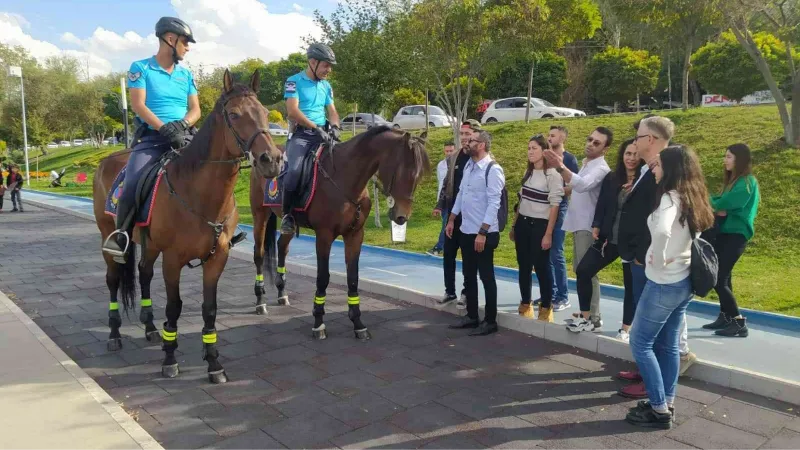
[518,169,564,220]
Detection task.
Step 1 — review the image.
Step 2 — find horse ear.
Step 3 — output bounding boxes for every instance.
[419,130,428,140]
[223,69,233,94]
[250,69,261,93]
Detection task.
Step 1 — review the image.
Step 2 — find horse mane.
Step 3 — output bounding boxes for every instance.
[170,83,256,177]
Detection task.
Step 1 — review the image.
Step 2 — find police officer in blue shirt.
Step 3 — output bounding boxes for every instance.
[102,17,201,261]
[281,43,342,235]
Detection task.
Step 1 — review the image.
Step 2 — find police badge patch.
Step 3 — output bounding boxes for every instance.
[128,71,142,82]
[284,81,296,93]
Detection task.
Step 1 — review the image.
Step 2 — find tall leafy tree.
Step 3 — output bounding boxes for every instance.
[587,46,661,108]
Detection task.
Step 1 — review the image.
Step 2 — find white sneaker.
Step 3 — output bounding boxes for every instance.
[567,318,593,333]
[456,293,466,310]
[616,329,630,343]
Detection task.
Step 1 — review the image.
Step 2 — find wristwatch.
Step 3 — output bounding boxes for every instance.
[478,228,489,236]
[555,166,565,173]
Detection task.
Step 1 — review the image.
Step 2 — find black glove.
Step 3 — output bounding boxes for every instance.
[330,125,342,142]
[159,119,189,149]
[315,126,334,147]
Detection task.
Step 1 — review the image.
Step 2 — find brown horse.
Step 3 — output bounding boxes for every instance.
[249,127,429,339]
[92,70,282,383]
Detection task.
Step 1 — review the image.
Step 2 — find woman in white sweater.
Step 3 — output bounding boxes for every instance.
[510,134,564,322]
[626,145,714,430]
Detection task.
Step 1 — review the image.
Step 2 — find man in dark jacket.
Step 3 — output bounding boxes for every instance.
[6,164,24,212]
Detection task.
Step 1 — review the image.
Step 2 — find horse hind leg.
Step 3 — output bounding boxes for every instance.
[253,209,269,315]
[276,230,291,306]
[138,245,161,342]
[311,233,334,340]
[201,250,229,384]
[160,253,183,378]
[344,229,370,341]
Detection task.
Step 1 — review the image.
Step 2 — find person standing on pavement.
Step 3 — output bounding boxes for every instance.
[512,134,564,322]
[434,120,482,309]
[625,145,714,429]
[428,141,457,257]
[445,130,505,336]
[702,143,760,338]
[546,127,613,331]
[7,164,24,212]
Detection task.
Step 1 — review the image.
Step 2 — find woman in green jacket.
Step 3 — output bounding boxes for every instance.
[702,143,760,337]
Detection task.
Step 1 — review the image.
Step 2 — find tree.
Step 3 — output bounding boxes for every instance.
[484,53,569,103]
[446,77,485,119]
[587,46,661,108]
[268,109,285,126]
[692,31,793,101]
[387,88,426,119]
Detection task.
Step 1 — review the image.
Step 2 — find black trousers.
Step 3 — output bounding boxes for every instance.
[514,216,553,308]
[460,231,499,323]
[443,214,463,296]
[714,232,748,317]
[621,263,635,326]
[576,240,618,313]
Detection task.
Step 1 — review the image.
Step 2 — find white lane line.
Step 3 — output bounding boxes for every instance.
[365,267,408,277]
[693,338,724,345]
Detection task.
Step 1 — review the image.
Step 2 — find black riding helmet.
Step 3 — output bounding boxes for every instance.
[306,43,336,65]
[156,17,195,64]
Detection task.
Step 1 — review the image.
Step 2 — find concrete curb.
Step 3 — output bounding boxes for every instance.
[25,196,800,405]
[0,290,163,450]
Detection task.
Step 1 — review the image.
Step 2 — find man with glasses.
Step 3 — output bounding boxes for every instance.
[545,127,612,331]
[445,130,505,336]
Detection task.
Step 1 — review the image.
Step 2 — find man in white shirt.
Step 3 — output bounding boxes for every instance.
[545,127,612,330]
[428,141,457,256]
[445,130,505,336]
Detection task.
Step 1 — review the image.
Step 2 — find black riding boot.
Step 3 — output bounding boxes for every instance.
[281,191,295,235]
[102,201,133,263]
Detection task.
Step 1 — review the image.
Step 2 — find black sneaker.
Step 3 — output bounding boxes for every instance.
[437,293,457,306]
[469,321,498,336]
[625,405,672,429]
[280,214,295,235]
[426,248,442,257]
[715,317,748,338]
[448,316,479,329]
[702,312,731,330]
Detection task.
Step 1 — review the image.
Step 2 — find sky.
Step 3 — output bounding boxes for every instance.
[0,0,333,78]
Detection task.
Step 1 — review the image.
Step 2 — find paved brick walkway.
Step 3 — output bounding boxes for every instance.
[2,203,799,449]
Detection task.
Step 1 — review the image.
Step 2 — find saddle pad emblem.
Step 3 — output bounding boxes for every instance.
[268,178,279,197]
[111,182,123,206]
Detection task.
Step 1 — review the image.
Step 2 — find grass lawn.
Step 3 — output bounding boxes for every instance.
[22,105,800,317]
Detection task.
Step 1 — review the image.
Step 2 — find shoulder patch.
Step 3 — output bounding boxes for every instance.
[128,71,142,82]
[284,81,296,93]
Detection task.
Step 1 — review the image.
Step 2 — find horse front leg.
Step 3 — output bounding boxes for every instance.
[344,228,370,341]
[201,249,229,384]
[276,232,291,306]
[252,207,268,315]
[139,245,161,342]
[103,253,123,351]
[160,252,183,378]
[312,231,334,340]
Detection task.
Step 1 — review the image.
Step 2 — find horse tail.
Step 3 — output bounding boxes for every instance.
[263,212,277,283]
[119,243,137,313]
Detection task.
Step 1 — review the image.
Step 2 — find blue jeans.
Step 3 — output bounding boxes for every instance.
[549,204,569,301]
[630,276,693,410]
[434,207,449,250]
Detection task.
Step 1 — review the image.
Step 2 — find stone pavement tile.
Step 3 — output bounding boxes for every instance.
[153,365,219,394]
[258,362,330,390]
[516,357,590,382]
[144,388,225,423]
[388,402,478,439]
[119,345,175,365]
[300,333,360,354]
[321,390,404,428]
[39,325,61,338]
[75,353,129,375]
[675,378,729,405]
[261,411,353,448]
[216,338,270,361]
[200,403,285,437]
[202,377,279,406]
[330,422,423,449]
[760,428,800,449]
[260,317,308,334]
[644,437,698,449]
[104,363,162,387]
[108,383,171,407]
[343,340,412,363]
[435,388,515,421]
[721,389,800,417]
[513,397,597,435]
[372,376,455,409]
[420,433,487,448]
[363,355,431,382]
[699,396,794,437]
[467,415,555,449]
[315,368,390,398]
[204,428,286,449]
[219,325,269,344]
[666,417,767,449]
[415,362,485,391]
[257,329,314,350]
[148,416,223,449]
[262,343,319,365]
[787,417,800,432]
[580,401,671,447]
[262,384,341,417]
[220,355,278,378]
[51,330,99,348]
[33,314,75,327]
[537,423,641,449]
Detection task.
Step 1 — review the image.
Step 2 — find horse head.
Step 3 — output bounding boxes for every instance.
[378,129,431,225]
[220,69,283,178]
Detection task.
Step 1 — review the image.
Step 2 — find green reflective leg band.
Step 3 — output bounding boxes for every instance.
[256,274,264,282]
[161,329,178,341]
[277,266,286,274]
[314,296,326,305]
[109,302,119,311]
[141,298,152,307]
[202,333,217,344]
[348,296,360,305]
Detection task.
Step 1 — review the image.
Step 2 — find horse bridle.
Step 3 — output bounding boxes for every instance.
[221,94,271,162]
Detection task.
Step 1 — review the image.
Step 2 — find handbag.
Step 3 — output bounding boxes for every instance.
[688,220,719,297]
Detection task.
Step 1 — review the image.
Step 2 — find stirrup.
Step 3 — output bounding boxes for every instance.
[230,228,247,247]
[102,230,130,263]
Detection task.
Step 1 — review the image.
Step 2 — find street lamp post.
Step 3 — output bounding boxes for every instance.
[9,66,30,186]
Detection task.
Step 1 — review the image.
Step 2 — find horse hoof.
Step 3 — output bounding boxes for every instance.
[145,330,161,343]
[161,363,180,378]
[354,328,371,341]
[255,304,268,315]
[208,369,228,384]
[106,338,123,351]
[277,296,290,306]
[312,324,327,340]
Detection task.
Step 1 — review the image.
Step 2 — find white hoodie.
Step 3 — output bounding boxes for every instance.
[645,191,696,284]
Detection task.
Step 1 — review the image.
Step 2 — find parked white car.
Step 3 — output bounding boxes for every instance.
[480,97,586,124]
[72,139,84,146]
[47,142,59,149]
[268,123,289,137]
[392,105,453,130]
[60,141,71,147]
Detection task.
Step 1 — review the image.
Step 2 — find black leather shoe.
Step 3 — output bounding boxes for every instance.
[702,312,731,330]
[448,316,479,329]
[469,321,498,336]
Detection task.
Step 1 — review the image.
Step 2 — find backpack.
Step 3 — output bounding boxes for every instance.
[688,221,719,297]
[485,161,509,232]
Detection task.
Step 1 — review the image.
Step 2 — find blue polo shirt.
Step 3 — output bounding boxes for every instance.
[283,71,333,127]
[127,57,197,128]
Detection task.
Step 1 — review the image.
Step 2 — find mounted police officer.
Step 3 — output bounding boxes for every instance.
[102,17,200,261]
[281,43,342,235]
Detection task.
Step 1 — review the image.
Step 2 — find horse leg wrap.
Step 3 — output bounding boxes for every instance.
[276,271,288,305]
[108,307,122,334]
[348,304,365,330]
[202,329,227,383]
[254,279,266,297]
[161,323,178,353]
[313,301,325,329]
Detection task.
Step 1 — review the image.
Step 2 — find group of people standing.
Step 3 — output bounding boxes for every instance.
[0,163,24,213]
[430,114,760,429]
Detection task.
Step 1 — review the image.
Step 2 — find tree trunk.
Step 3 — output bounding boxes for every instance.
[792,73,800,148]
[682,38,692,111]
[689,79,702,107]
[730,25,795,147]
